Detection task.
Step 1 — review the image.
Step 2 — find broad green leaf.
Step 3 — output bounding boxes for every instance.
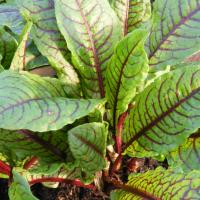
[113,0,151,35]
[146,0,200,71]
[0,27,17,68]
[167,130,200,172]
[111,167,200,200]
[17,0,80,96]
[0,129,70,163]
[123,65,200,157]
[55,0,122,98]
[68,122,108,175]
[0,71,102,132]
[0,4,24,35]
[10,21,32,71]
[9,171,38,200]
[106,29,148,127]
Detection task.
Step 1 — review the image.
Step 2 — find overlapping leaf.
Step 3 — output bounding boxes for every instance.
[0,71,102,132]
[17,0,80,96]
[55,0,122,98]
[0,28,17,68]
[106,29,148,127]
[0,129,70,162]
[0,4,24,35]
[146,0,200,71]
[68,122,108,174]
[167,130,200,172]
[111,167,200,200]
[9,171,38,200]
[25,42,49,70]
[113,0,151,35]
[123,65,200,157]
[10,21,32,71]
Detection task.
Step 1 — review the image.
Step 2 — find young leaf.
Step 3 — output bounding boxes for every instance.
[68,122,108,174]
[123,65,200,157]
[0,27,17,68]
[17,0,80,95]
[0,129,70,162]
[106,29,148,127]
[0,4,24,35]
[10,21,32,71]
[0,71,102,132]
[167,130,200,172]
[113,0,151,35]
[55,0,122,98]
[9,171,38,200]
[111,167,200,200]
[146,0,200,71]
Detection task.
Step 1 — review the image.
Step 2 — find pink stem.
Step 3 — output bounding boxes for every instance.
[0,160,10,176]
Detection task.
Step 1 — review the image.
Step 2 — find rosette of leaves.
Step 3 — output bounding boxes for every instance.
[0,0,199,199]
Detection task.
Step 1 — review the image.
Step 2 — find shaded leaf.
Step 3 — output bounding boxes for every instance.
[0,71,102,132]
[123,65,200,157]
[17,0,80,96]
[146,0,200,71]
[106,29,148,127]
[111,167,200,200]
[167,130,200,172]
[113,0,151,35]
[9,171,38,200]
[55,0,122,98]
[68,122,108,175]
[10,21,32,71]
[0,27,17,68]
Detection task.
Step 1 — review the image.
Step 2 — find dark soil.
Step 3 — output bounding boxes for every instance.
[0,180,109,200]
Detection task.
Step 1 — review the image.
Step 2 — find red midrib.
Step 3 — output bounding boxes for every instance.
[76,0,105,97]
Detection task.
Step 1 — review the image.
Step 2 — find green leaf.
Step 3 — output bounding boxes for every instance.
[0,129,70,163]
[55,0,122,98]
[0,4,24,35]
[146,0,200,71]
[0,70,102,132]
[113,0,151,35]
[167,130,200,172]
[68,122,108,175]
[17,0,80,96]
[0,27,17,68]
[123,65,200,157]
[10,21,32,71]
[9,171,38,200]
[25,42,49,70]
[106,29,148,127]
[111,167,200,200]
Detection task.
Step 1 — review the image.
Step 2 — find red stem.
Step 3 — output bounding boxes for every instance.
[23,157,38,170]
[0,160,10,176]
[110,154,122,176]
[116,111,128,154]
[29,177,96,190]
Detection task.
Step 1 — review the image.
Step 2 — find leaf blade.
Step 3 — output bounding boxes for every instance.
[55,0,122,98]
[123,65,200,156]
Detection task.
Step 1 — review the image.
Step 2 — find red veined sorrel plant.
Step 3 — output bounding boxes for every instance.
[0,0,200,199]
